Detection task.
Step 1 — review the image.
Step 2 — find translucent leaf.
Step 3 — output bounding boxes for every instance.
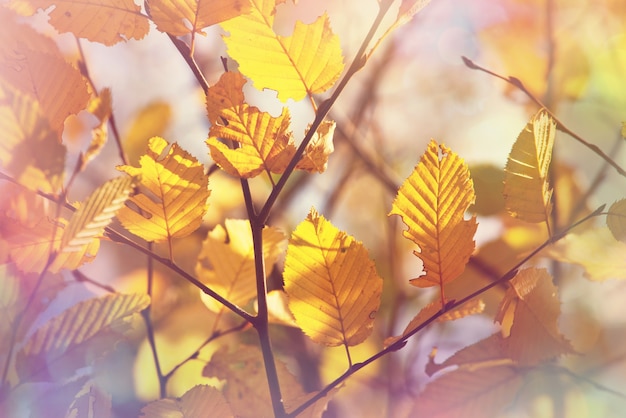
[139,384,233,418]
[495,268,574,365]
[503,109,555,223]
[124,101,172,166]
[0,87,66,193]
[61,175,135,252]
[206,72,296,178]
[410,365,523,418]
[3,210,100,274]
[203,345,334,418]
[64,381,112,418]
[0,46,89,137]
[195,219,285,313]
[389,139,477,289]
[549,227,626,281]
[16,293,150,382]
[607,199,626,242]
[221,1,344,101]
[117,137,210,243]
[9,0,150,45]
[147,0,250,36]
[283,208,383,347]
[294,121,336,173]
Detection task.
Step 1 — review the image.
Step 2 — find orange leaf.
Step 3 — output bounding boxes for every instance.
[221,0,344,101]
[10,0,150,45]
[607,199,626,242]
[140,385,233,418]
[294,121,336,173]
[206,72,296,178]
[147,0,250,36]
[389,139,477,289]
[495,268,575,365]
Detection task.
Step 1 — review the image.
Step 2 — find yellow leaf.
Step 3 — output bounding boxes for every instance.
[0,46,90,137]
[147,0,250,36]
[607,199,626,242]
[495,268,575,365]
[61,175,135,252]
[140,384,233,418]
[389,139,477,289]
[283,208,383,347]
[9,0,150,46]
[221,1,344,101]
[16,293,150,382]
[117,137,210,243]
[206,72,296,178]
[124,101,172,166]
[0,88,66,193]
[195,219,285,313]
[294,121,336,173]
[549,227,626,281]
[503,109,555,223]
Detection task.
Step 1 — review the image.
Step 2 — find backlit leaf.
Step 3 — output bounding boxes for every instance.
[206,72,296,178]
[495,268,575,365]
[221,0,344,101]
[283,208,383,347]
[389,139,477,289]
[548,227,626,281]
[0,46,89,137]
[294,121,336,173]
[195,219,285,313]
[16,293,150,382]
[607,199,626,242]
[503,109,555,223]
[140,384,233,418]
[147,0,250,36]
[2,200,100,273]
[117,136,210,243]
[61,175,135,252]
[9,0,150,45]
[0,87,66,193]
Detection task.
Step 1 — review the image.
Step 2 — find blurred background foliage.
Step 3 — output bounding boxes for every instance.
[11,0,626,416]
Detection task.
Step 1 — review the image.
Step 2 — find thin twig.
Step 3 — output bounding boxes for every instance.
[258,0,396,224]
[288,205,606,417]
[142,242,166,398]
[461,56,626,178]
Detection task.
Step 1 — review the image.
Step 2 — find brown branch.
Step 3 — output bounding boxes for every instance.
[461,56,626,178]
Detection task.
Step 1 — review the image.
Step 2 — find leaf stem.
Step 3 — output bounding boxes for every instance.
[461,56,626,178]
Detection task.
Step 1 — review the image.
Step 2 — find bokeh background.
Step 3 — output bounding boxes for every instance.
[5,0,626,416]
